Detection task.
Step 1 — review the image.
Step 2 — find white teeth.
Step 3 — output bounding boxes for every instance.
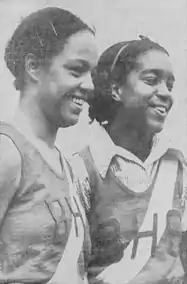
[72,98,84,105]
[156,106,166,113]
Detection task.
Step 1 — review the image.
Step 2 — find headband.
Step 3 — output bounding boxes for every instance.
[110,36,151,73]
[110,43,129,73]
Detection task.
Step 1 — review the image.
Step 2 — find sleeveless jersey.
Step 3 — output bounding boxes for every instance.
[0,122,90,284]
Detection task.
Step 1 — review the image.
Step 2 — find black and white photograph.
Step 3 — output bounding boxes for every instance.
[0,0,186,283]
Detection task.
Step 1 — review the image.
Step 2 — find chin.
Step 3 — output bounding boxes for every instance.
[60,115,80,128]
[148,121,165,135]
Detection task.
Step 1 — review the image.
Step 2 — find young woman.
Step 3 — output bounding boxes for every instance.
[72,38,187,284]
[0,7,98,284]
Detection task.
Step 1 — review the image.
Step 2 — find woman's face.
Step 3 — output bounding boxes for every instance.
[37,30,98,128]
[117,50,175,134]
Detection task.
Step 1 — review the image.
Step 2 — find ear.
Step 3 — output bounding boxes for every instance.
[25,53,41,83]
[111,84,121,102]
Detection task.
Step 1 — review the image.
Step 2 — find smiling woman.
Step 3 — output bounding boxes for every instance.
[89,39,174,140]
[36,29,97,128]
[72,38,187,284]
[0,6,98,284]
[5,9,97,130]
[116,49,175,136]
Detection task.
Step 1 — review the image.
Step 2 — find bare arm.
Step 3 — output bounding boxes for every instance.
[0,135,21,279]
[0,135,21,227]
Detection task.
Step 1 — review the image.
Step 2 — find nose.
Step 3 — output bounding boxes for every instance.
[80,72,94,91]
[157,81,171,96]
[156,81,173,102]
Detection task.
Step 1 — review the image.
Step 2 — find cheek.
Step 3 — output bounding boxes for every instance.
[48,80,68,98]
[46,71,70,97]
[133,82,154,98]
[127,85,154,109]
[49,81,58,95]
[121,85,151,108]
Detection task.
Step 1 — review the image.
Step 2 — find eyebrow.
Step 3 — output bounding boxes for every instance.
[63,59,91,69]
[141,69,175,81]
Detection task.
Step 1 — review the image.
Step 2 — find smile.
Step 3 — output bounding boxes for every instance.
[149,102,171,118]
[72,97,85,106]
[154,106,167,116]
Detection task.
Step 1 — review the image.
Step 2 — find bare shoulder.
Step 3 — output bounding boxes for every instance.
[0,134,21,185]
[0,134,22,221]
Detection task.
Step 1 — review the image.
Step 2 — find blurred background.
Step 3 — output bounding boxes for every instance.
[0,0,186,155]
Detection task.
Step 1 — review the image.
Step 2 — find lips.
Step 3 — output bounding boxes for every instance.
[72,97,85,107]
[67,93,86,109]
[153,105,167,116]
[149,102,171,117]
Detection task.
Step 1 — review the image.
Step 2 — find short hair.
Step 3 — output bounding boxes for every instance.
[4,7,94,90]
[89,37,169,125]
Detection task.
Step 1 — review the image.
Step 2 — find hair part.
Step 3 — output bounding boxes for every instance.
[4,7,95,90]
[89,37,169,125]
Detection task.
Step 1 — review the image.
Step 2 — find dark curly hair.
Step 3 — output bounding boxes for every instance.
[4,7,94,90]
[89,37,169,125]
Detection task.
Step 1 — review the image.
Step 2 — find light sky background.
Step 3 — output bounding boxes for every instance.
[0,0,186,155]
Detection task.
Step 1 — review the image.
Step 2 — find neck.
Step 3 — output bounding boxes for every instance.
[13,90,58,148]
[107,115,154,161]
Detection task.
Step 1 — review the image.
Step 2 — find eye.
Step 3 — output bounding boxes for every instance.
[70,67,85,78]
[143,76,158,86]
[64,64,88,78]
[71,71,81,78]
